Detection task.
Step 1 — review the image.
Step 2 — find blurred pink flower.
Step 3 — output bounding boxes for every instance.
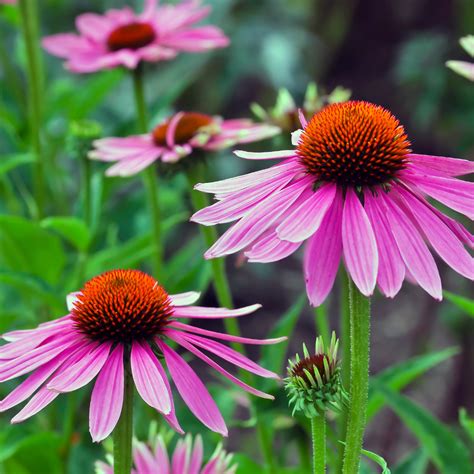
[192,101,474,306]
[42,0,229,73]
[0,269,282,442]
[89,111,280,176]
[96,434,236,474]
[0,0,16,4]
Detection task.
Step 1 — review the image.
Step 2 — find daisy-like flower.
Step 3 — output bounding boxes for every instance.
[446,35,474,82]
[0,269,282,441]
[96,434,236,474]
[89,111,280,177]
[192,101,474,305]
[42,0,229,73]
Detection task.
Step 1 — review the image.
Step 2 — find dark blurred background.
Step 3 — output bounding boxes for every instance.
[1,0,473,471]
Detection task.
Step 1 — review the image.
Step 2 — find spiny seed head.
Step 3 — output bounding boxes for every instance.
[152,113,214,147]
[285,332,347,418]
[296,101,411,187]
[71,269,173,343]
[107,22,156,51]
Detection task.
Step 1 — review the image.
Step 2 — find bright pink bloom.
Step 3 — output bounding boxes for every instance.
[42,0,229,73]
[192,101,474,305]
[89,111,280,176]
[0,269,282,441]
[96,434,236,474]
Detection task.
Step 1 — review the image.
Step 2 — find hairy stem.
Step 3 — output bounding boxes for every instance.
[311,415,326,474]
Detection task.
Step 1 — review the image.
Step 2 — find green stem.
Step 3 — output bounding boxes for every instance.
[314,301,330,346]
[18,0,46,219]
[81,154,92,228]
[187,165,243,352]
[131,66,163,279]
[342,277,371,474]
[311,415,326,474]
[113,366,134,474]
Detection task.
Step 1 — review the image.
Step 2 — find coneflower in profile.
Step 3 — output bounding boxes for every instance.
[192,101,473,306]
[0,269,282,441]
[96,434,236,474]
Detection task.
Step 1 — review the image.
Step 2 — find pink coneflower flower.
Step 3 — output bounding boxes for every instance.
[42,0,229,73]
[192,101,474,305]
[0,269,282,441]
[89,111,280,177]
[96,434,236,474]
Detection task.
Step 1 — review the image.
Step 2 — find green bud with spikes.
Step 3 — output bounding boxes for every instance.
[285,332,347,419]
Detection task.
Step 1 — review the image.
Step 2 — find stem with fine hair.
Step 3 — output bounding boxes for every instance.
[342,276,371,474]
[18,0,46,219]
[113,366,134,474]
[311,415,326,474]
[187,164,243,351]
[132,66,163,279]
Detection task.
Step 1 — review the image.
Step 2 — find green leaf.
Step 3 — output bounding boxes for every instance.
[0,215,66,285]
[261,295,306,376]
[0,153,35,177]
[459,408,474,442]
[374,384,473,474]
[444,291,474,317]
[41,216,91,251]
[393,449,428,474]
[360,448,391,474]
[367,347,458,420]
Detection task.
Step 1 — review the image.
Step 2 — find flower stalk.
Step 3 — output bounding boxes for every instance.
[113,363,134,474]
[311,414,326,474]
[18,0,46,219]
[132,66,163,279]
[342,277,371,474]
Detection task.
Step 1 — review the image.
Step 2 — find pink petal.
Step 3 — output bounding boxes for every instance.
[304,190,343,306]
[406,174,474,219]
[42,33,93,58]
[189,436,203,474]
[277,183,337,242]
[234,149,297,160]
[167,330,274,399]
[169,292,201,306]
[11,387,59,424]
[205,177,311,258]
[75,13,112,42]
[159,26,229,51]
[380,192,442,299]
[172,304,261,319]
[105,148,163,177]
[395,185,474,279]
[154,437,170,474]
[171,438,191,474]
[342,188,378,296]
[157,341,227,436]
[407,154,474,177]
[130,341,171,414]
[133,441,157,473]
[47,342,112,393]
[89,345,124,442]
[364,190,405,297]
[169,321,286,345]
[245,228,302,263]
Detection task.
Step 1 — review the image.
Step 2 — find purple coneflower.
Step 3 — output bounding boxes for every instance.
[0,269,281,441]
[192,101,474,305]
[96,434,236,474]
[42,0,229,73]
[89,111,280,176]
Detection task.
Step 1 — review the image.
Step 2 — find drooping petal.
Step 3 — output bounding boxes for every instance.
[11,387,60,424]
[304,190,343,306]
[342,188,378,296]
[364,190,405,297]
[395,185,474,279]
[173,304,261,319]
[234,149,297,160]
[130,341,171,414]
[171,438,191,474]
[407,153,474,177]
[379,192,442,299]
[205,177,312,258]
[154,437,171,474]
[277,183,337,242]
[166,330,274,400]
[47,342,112,393]
[188,435,203,474]
[133,441,157,473]
[89,345,124,442]
[157,341,227,436]
[245,229,302,263]
[169,292,201,306]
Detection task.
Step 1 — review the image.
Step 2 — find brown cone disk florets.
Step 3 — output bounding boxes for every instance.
[152,112,214,146]
[71,269,173,342]
[107,23,156,51]
[290,354,331,385]
[296,101,411,187]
